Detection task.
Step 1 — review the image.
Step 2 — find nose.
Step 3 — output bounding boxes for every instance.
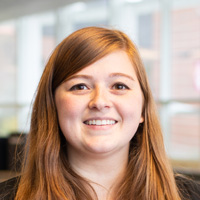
[88,86,112,111]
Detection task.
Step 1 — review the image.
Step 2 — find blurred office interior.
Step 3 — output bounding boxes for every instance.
[0,0,200,181]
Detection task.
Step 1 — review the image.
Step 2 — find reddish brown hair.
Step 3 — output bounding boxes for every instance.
[15,27,181,200]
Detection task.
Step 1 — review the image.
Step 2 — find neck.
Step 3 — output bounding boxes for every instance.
[67,146,129,199]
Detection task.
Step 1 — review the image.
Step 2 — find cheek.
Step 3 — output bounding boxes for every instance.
[122,101,143,139]
[56,95,81,120]
[119,95,143,120]
[55,96,80,139]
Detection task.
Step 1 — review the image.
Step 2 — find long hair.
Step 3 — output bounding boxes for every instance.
[15,26,181,200]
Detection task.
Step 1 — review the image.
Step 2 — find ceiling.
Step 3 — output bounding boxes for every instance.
[0,0,91,21]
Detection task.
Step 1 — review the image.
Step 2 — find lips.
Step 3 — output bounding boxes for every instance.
[83,119,118,126]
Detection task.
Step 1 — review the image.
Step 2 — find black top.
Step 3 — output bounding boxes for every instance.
[0,175,200,200]
[0,177,18,200]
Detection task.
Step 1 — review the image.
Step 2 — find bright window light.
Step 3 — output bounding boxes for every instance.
[126,0,143,3]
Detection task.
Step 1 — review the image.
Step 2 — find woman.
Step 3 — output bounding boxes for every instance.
[0,26,200,200]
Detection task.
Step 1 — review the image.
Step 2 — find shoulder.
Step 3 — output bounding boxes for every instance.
[0,176,19,200]
[175,174,200,200]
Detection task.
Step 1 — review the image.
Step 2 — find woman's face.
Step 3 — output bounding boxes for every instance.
[55,50,144,157]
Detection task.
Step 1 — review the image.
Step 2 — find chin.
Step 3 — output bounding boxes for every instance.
[84,142,126,156]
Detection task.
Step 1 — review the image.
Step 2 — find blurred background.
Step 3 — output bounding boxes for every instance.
[0,0,200,180]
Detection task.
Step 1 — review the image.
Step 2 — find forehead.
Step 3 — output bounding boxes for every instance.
[72,50,138,80]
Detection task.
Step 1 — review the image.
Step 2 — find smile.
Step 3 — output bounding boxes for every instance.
[84,119,117,126]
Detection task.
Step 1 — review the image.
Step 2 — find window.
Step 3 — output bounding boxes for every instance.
[0,21,17,136]
[138,13,153,48]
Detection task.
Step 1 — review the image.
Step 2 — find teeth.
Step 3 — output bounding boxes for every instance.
[85,120,116,126]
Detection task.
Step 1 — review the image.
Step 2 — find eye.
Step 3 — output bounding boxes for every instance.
[112,83,129,90]
[69,83,89,91]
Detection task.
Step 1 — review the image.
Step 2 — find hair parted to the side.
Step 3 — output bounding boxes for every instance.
[15,26,181,200]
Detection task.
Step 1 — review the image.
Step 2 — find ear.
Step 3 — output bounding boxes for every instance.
[139,116,144,123]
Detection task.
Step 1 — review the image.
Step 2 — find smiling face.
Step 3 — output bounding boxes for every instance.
[55,50,144,158]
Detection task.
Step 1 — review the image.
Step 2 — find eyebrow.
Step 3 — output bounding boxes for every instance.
[109,73,135,81]
[66,73,135,81]
[66,74,92,81]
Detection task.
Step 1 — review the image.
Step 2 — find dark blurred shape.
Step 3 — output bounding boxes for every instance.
[0,137,8,170]
[7,132,27,172]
